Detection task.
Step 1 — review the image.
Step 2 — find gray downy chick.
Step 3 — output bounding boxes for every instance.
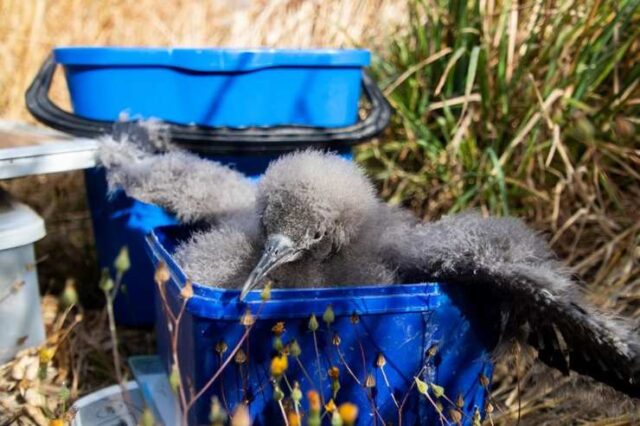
[175,150,397,289]
[100,136,640,397]
[239,149,640,398]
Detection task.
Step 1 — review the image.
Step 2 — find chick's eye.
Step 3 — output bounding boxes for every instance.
[313,231,322,240]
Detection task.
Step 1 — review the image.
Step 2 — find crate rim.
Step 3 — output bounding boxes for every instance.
[145,229,447,320]
[53,46,371,72]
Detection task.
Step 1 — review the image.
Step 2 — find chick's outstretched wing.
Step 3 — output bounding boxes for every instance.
[387,212,640,397]
[99,135,257,223]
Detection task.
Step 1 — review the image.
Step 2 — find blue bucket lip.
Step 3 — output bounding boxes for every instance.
[145,230,444,320]
[53,46,371,72]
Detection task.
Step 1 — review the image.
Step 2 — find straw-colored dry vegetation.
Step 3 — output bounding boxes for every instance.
[1,0,639,425]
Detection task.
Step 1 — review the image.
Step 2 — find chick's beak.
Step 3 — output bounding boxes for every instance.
[239,234,297,301]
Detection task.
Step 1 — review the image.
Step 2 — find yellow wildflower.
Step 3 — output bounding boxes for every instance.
[307,390,321,412]
[270,354,288,377]
[338,402,359,425]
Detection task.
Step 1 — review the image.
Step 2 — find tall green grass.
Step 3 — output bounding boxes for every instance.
[360,0,640,219]
[362,3,640,422]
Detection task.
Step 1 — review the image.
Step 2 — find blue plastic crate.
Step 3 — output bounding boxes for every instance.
[54,47,370,127]
[49,47,372,325]
[146,226,493,425]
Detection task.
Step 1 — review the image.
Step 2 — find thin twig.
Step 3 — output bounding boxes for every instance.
[336,348,362,386]
[278,399,290,426]
[380,365,400,409]
[294,356,317,390]
[312,330,326,407]
[399,365,427,424]
[353,326,367,383]
[102,274,133,413]
[218,354,230,413]
[0,280,25,305]
[172,299,189,412]
[103,288,123,387]
[183,303,265,423]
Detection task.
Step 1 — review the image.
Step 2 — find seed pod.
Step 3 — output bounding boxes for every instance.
[180,280,194,300]
[60,279,78,308]
[291,382,302,403]
[331,410,343,426]
[473,408,482,426]
[485,401,494,413]
[140,408,155,426]
[328,366,340,380]
[231,404,251,426]
[169,364,181,394]
[235,349,247,364]
[273,336,284,352]
[209,396,228,425]
[365,374,376,388]
[431,383,445,398]
[114,246,131,274]
[308,314,319,332]
[215,341,228,355]
[427,344,438,358]
[376,353,386,368]
[414,377,428,395]
[273,384,285,401]
[261,282,272,301]
[272,322,286,336]
[307,414,321,426]
[331,380,341,399]
[289,339,302,357]
[240,309,255,327]
[154,262,170,284]
[479,374,490,387]
[325,399,337,413]
[323,305,335,325]
[449,408,462,424]
[332,334,341,346]
[58,385,71,402]
[456,394,465,408]
[99,269,114,292]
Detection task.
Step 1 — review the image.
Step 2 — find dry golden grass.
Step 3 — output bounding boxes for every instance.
[361,1,640,424]
[0,0,407,121]
[0,0,409,304]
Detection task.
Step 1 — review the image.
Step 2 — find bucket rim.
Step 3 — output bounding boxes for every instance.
[145,229,445,320]
[53,47,371,72]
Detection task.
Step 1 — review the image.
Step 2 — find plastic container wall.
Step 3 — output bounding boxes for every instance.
[0,197,46,363]
[146,226,493,425]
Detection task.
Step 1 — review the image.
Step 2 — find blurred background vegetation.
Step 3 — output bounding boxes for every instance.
[1,0,639,424]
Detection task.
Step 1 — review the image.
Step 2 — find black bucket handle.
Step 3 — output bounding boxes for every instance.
[26,55,392,154]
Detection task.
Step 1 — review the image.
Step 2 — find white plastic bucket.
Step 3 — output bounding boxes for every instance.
[0,191,46,364]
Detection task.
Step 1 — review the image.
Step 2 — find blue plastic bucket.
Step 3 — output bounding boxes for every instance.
[34,47,380,325]
[53,47,369,127]
[146,226,493,425]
